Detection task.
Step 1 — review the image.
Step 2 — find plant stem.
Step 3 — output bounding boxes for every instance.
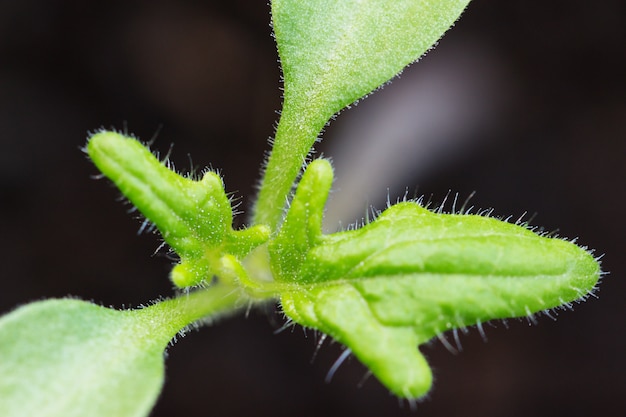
[252,104,326,229]
[134,284,250,341]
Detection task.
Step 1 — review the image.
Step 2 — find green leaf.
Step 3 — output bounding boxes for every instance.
[274,0,471,126]
[0,286,244,417]
[255,0,471,227]
[271,160,601,399]
[87,131,270,288]
[0,300,167,417]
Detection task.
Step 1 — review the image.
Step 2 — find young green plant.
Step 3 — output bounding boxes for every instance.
[0,1,601,416]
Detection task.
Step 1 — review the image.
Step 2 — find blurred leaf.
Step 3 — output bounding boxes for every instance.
[1,298,184,417]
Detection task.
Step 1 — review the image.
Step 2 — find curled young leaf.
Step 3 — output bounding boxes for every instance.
[271,160,601,398]
[87,131,270,288]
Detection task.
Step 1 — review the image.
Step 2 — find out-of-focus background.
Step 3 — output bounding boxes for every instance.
[1,1,624,416]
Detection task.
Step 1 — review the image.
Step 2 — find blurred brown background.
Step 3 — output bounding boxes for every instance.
[0,1,624,416]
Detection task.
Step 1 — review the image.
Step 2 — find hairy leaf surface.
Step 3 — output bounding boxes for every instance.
[0,286,243,417]
[271,160,600,398]
[87,131,270,287]
[273,0,471,125]
[0,300,170,417]
[257,0,471,226]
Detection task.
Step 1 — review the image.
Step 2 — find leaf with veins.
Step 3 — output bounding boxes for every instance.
[270,159,600,398]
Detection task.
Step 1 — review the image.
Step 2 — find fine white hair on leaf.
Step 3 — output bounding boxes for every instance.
[452,328,463,352]
[436,331,459,355]
[244,300,254,319]
[310,333,328,364]
[356,369,373,389]
[451,192,459,214]
[476,319,487,342]
[542,308,558,321]
[436,189,452,214]
[325,348,352,383]
[273,319,295,335]
[524,306,538,326]
[137,218,151,235]
[398,393,419,412]
[146,124,163,147]
[88,173,106,180]
[458,190,476,215]
[514,211,528,225]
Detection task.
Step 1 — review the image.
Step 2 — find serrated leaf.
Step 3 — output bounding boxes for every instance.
[87,131,270,287]
[270,160,601,398]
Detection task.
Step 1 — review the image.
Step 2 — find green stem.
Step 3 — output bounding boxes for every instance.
[134,284,249,341]
[252,103,327,229]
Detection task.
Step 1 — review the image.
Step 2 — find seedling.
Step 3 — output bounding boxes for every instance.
[0,1,600,416]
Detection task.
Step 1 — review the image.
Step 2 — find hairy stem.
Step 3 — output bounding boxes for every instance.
[135,284,250,339]
[252,105,326,229]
